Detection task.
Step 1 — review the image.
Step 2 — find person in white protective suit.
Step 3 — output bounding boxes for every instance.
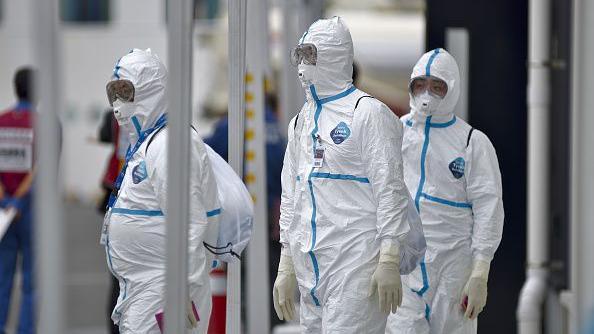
[272,17,412,333]
[100,49,221,333]
[386,48,505,333]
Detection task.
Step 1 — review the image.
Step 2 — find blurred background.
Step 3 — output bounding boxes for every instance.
[1,0,592,333]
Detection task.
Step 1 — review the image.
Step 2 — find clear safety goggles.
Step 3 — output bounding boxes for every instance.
[106,79,135,106]
[409,76,448,99]
[290,43,317,66]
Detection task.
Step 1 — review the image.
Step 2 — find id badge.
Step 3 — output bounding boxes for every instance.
[100,210,112,246]
[313,141,325,168]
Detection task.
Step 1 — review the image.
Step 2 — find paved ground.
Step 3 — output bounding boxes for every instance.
[4,202,292,334]
[5,201,112,334]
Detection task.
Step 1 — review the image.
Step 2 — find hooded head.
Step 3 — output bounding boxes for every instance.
[107,48,168,144]
[297,17,354,98]
[409,48,460,120]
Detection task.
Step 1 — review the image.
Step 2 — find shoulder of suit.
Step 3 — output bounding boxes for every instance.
[143,126,168,156]
[353,92,388,113]
[468,128,491,145]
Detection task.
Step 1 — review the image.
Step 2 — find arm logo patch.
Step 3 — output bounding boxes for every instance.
[132,160,148,184]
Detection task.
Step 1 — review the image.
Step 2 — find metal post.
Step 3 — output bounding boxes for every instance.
[33,0,64,333]
[571,0,594,332]
[245,0,271,332]
[517,0,551,332]
[280,0,302,131]
[227,1,247,333]
[445,28,470,122]
[165,0,193,332]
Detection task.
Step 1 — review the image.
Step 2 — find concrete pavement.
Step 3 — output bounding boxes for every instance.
[5,201,112,334]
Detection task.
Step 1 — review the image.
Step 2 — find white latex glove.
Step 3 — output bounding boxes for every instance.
[273,247,297,321]
[369,240,402,314]
[460,259,490,319]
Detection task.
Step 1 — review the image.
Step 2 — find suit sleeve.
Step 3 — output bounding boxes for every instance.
[145,129,220,274]
[466,130,504,263]
[278,116,298,255]
[356,101,410,248]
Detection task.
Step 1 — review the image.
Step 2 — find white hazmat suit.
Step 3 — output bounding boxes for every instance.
[275,18,411,333]
[386,49,504,333]
[101,49,220,333]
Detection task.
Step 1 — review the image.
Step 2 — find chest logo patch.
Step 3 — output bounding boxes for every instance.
[132,160,148,184]
[449,157,465,179]
[330,121,351,144]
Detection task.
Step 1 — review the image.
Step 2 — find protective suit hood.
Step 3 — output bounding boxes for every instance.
[409,48,460,122]
[299,17,354,98]
[109,48,168,144]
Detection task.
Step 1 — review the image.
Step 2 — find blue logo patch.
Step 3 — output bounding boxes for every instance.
[449,157,465,179]
[330,122,351,144]
[132,161,148,184]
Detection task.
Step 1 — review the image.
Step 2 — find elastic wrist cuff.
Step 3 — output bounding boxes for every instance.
[379,239,400,264]
[278,253,295,274]
[471,259,491,280]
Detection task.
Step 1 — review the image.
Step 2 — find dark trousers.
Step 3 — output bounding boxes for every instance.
[0,197,34,334]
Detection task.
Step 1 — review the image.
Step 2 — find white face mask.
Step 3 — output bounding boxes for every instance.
[412,91,442,116]
[112,99,135,125]
[298,64,317,86]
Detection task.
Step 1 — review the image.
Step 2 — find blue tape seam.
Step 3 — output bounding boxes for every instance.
[306,84,356,306]
[429,116,456,128]
[207,208,222,217]
[425,49,441,77]
[421,193,472,208]
[412,116,432,306]
[111,208,164,216]
[131,116,142,137]
[310,172,369,183]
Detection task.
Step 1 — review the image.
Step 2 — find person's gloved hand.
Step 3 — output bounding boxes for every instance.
[0,197,22,212]
[0,196,12,209]
[6,197,23,213]
[273,247,297,321]
[460,259,490,319]
[369,240,402,314]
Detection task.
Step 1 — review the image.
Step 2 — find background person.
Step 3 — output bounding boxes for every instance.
[0,67,37,334]
[96,107,127,334]
[386,49,504,333]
